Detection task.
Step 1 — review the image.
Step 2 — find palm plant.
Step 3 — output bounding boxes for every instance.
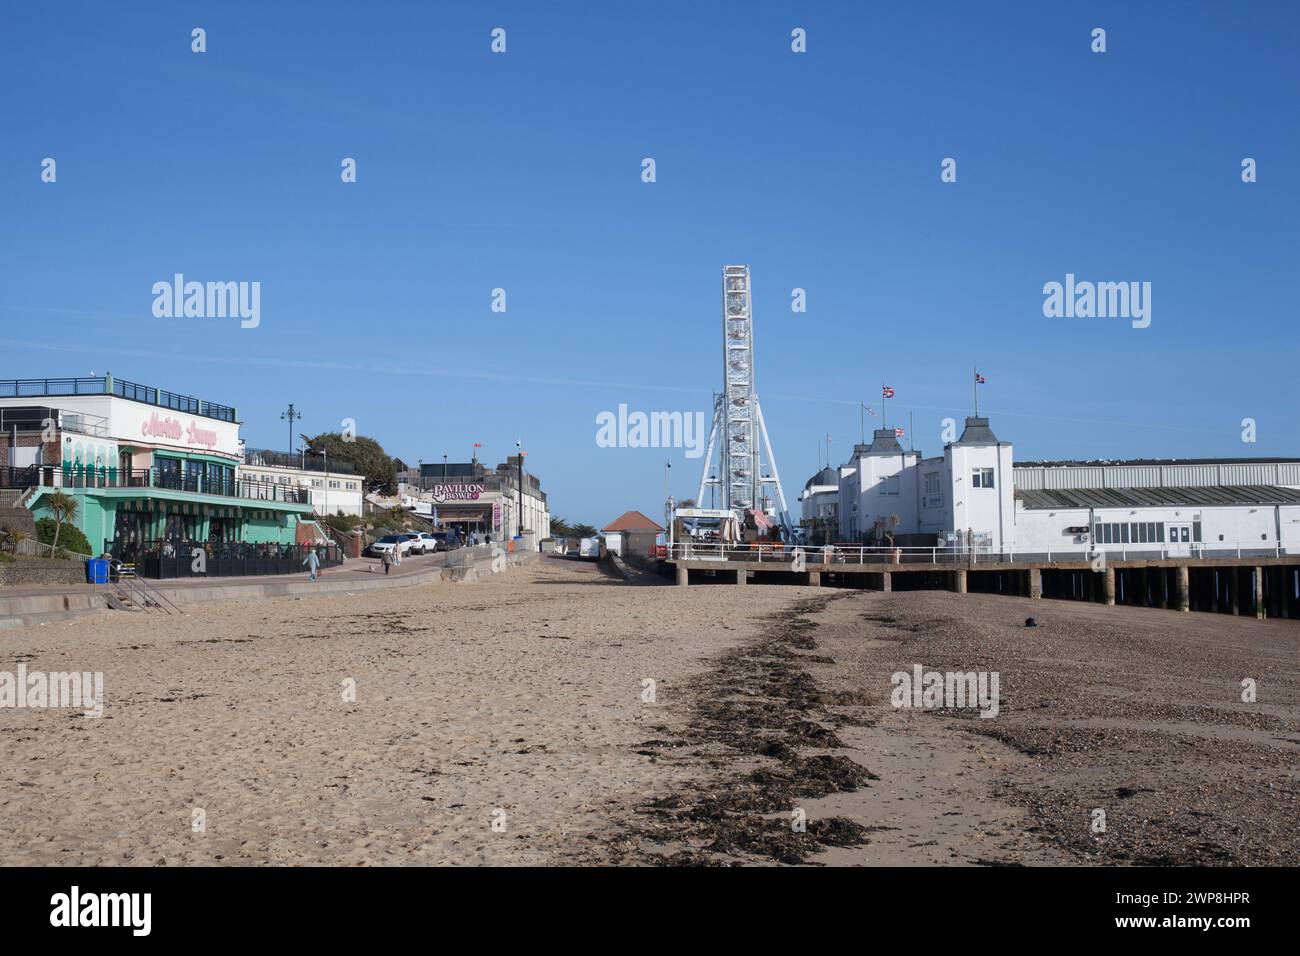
[45,491,79,555]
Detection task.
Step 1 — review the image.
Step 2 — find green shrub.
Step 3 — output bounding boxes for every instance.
[35,517,94,557]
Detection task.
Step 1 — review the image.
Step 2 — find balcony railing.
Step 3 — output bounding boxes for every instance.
[2,464,309,504]
[243,448,356,475]
[0,406,111,438]
[0,376,236,423]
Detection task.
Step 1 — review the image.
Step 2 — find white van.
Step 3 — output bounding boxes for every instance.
[578,537,601,560]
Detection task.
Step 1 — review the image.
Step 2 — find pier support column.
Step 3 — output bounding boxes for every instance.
[806,571,821,587]
[676,564,688,587]
[1211,570,1219,613]
[952,569,967,594]
[1254,567,1264,619]
[1028,567,1042,600]
[1103,567,1116,606]
[735,568,747,587]
[881,571,892,593]
[1230,568,1239,615]
[1176,565,1190,613]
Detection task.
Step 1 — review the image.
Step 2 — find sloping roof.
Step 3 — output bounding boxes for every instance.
[865,428,904,455]
[955,416,1000,445]
[1016,484,1300,510]
[804,466,838,490]
[1016,457,1300,468]
[603,510,665,533]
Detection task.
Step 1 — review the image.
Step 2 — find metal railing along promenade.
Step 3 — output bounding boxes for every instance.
[666,542,1290,565]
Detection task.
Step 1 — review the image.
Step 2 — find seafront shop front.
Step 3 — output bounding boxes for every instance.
[2,375,322,571]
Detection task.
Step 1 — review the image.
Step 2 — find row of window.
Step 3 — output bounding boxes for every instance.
[1094,521,1202,545]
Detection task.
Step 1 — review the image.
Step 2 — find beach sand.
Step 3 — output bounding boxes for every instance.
[1,558,1295,866]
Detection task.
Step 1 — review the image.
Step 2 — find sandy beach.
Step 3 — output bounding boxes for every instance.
[1,557,1295,866]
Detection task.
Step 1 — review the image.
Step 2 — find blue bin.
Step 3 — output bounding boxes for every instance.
[87,558,109,585]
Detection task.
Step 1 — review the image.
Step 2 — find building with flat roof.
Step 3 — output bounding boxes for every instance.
[241,448,364,518]
[1,374,316,557]
[819,412,1300,559]
[395,454,551,544]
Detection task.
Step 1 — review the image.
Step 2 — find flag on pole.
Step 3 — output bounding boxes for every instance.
[881,386,895,398]
[894,427,905,438]
[974,372,986,384]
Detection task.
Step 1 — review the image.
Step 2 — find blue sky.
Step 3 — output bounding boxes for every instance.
[3,1,1297,526]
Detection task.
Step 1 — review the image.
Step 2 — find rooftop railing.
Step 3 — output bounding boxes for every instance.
[0,376,236,423]
[243,448,357,475]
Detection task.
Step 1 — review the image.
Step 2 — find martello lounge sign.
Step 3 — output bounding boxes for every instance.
[141,412,218,449]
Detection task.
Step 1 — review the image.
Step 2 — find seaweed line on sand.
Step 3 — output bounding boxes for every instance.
[616,592,882,866]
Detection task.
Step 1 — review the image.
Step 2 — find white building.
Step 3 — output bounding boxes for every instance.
[240,448,364,517]
[831,415,1300,558]
[798,466,841,543]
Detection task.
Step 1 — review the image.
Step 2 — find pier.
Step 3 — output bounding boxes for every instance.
[667,544,1300,619]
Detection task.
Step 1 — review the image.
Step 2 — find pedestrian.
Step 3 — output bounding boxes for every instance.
[381,546,393,575]
[303,546,321,582]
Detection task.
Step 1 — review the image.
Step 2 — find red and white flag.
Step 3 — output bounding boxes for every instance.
[894,427,905,438]
[881,385,895,398]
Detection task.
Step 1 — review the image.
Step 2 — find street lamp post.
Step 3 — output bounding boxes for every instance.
[280,404,302,458]
[516,439,524,539]
[664,460,672,534]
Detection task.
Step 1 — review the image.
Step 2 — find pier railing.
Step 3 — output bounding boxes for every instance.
[666,542,1288,565]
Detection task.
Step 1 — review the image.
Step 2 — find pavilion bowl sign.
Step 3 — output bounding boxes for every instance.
[429,482,484,503]
[141,412,218,449]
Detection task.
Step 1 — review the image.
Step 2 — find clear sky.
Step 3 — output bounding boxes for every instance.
[3,1,1297,527]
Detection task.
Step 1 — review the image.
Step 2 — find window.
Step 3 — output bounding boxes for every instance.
[881,475,899,495]
[1192,522,1201,542]
[1121,523,1129,544]
[924,473,940,494]
[972,468,994,488]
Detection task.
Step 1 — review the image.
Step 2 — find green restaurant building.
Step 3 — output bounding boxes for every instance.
[1,375,317,558]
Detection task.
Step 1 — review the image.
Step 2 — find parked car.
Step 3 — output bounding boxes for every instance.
[368,534,413,558]
[413,532,440,553]
[429,531,461,552]
[401,532,426,555]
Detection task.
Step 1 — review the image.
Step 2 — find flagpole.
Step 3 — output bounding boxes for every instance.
[859,404,864,444]
[973,366,978,417]
[909,410,914,452]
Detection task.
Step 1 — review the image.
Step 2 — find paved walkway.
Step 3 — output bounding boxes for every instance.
[0,550,450,600]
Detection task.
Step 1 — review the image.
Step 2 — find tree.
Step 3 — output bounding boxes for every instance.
[549,516,573,538]
[677,498,697,509]
[305,432,398,495]
[45,491,79,555]
[570,522,597,538]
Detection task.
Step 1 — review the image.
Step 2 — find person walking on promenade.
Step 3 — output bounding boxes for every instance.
[381,546,393,575]
[393,538,402,568]
[303,546,321,582]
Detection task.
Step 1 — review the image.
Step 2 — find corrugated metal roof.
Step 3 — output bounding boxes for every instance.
[1016,484,1300,510]
[1016,457,1300,467]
